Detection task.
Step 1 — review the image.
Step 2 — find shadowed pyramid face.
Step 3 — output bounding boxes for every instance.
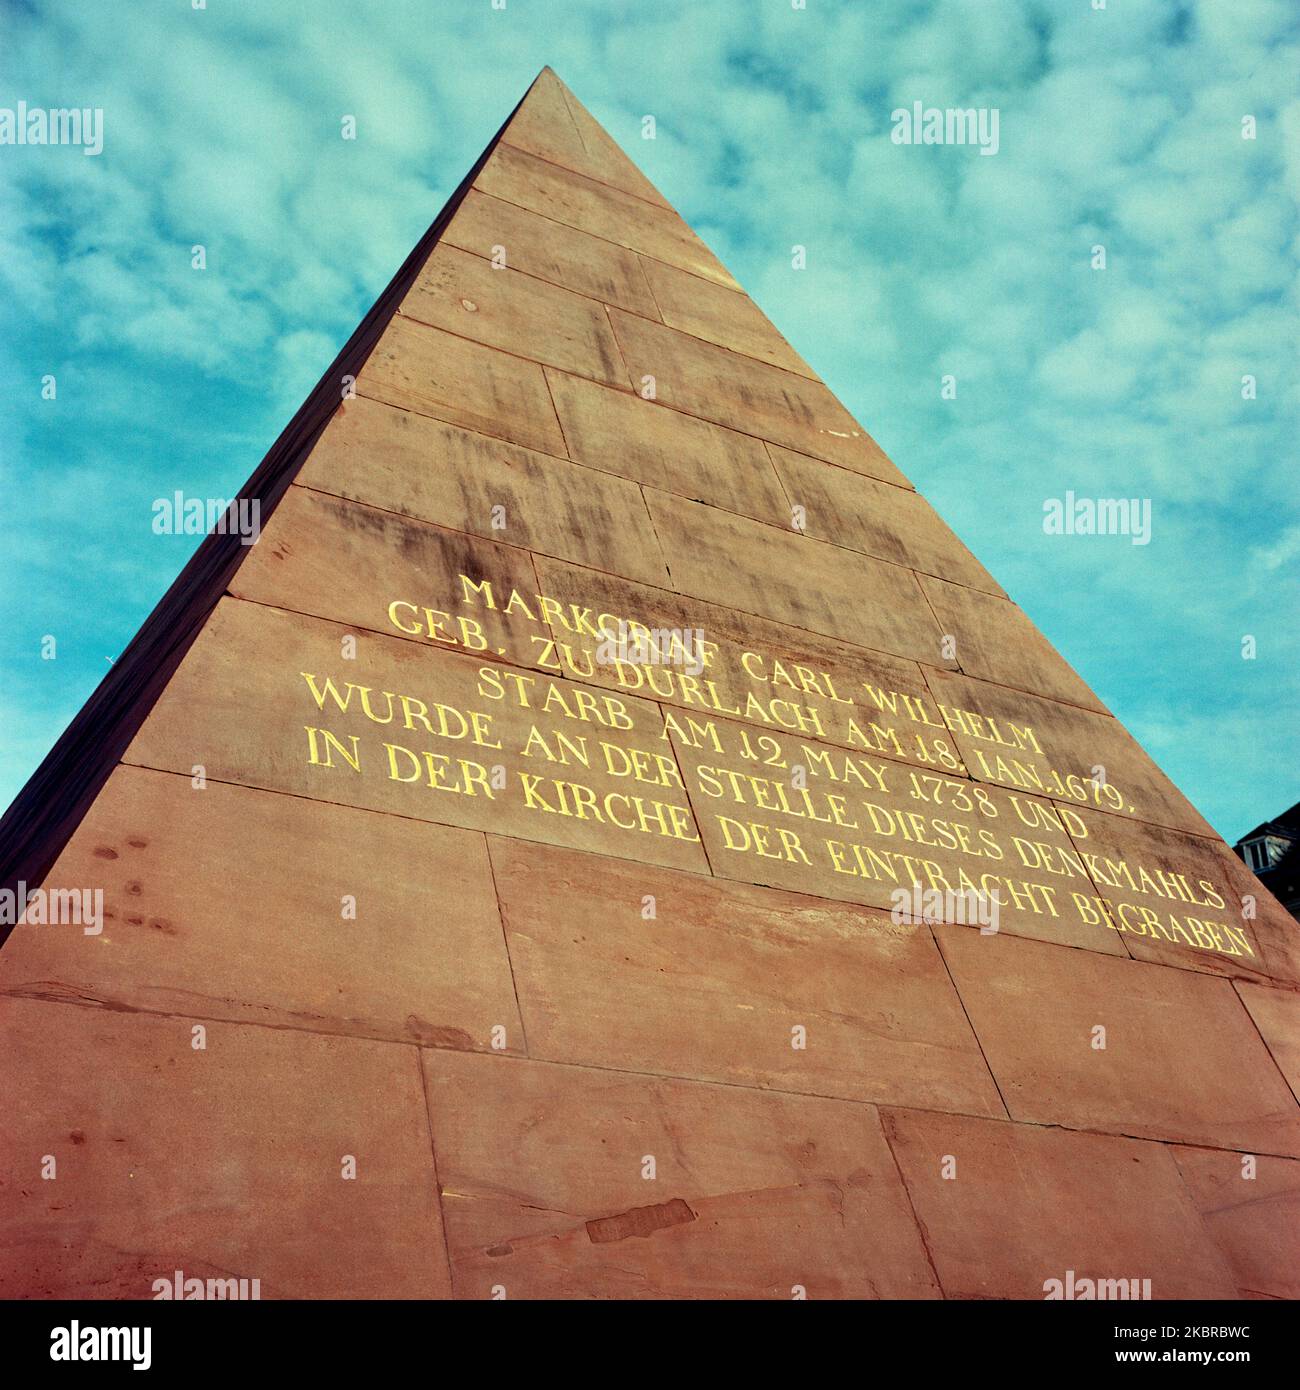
[2,68,1298,1303]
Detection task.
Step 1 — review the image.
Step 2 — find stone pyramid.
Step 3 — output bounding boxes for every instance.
[2,69,1297,1301]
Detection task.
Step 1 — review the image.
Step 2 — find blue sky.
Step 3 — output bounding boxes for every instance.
[1,0,1296,840]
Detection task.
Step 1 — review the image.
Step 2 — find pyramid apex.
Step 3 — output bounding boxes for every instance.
[501,67,672,208]
[524,65,572,99]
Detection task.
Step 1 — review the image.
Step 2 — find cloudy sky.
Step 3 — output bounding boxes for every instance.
[1,0,1296,839]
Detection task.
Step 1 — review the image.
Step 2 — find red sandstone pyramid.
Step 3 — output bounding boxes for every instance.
[2,69,1298,1301]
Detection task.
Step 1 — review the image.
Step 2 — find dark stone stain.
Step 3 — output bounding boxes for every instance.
[486,1243,513,1258]
[69,1130,86,1146]
[404,1016,475,1050]
[93,847,118,860]
[126,837,147,849]
[585,1197,696,1245]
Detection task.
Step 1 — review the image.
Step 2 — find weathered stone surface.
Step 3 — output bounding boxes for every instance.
[770,445,1004,594]
[918,573,1108,713]
[638,257,816,378]
[935,926,1300,1156]
[444,188,661,317]
[645,490,945,664]
[0,998,449,1298]
[490,837,1004,1114]
[1233,982,1300,1102]
[358,312,565,455]
[231,482,554,654]
[544,368,790,525]
[401,243,630,387]
[500,68,673,211]
[0,765,522,1052]
[610,309,911,483]
[1171,1145,1300,1300]
[544,73,676,211]
[296,397,670,587]
[423,1049,939,1298]
[478,141,738,288]
[881,1107,1238,1300]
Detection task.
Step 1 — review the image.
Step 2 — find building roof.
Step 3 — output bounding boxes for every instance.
[1236,799,1300,847]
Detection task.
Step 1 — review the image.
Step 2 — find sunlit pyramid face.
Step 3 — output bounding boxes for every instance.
[2,59,1297,1314]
